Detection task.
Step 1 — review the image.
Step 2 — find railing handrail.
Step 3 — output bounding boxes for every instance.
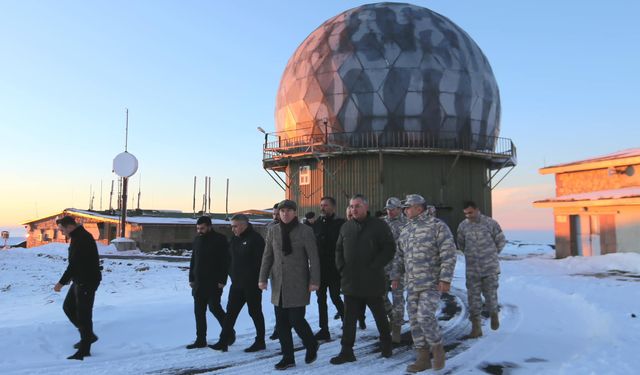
[263,130,515,162]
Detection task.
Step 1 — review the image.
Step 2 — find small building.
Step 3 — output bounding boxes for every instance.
[22,208,269,252]
[533,149,640,258]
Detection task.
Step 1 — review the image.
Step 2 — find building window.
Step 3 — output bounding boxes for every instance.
[299,165,311,186]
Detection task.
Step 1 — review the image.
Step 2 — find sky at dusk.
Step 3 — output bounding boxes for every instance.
[1,0,639,233]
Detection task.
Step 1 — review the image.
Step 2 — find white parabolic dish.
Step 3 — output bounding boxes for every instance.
[113,152,139,177]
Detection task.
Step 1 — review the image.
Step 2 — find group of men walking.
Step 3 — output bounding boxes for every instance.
[52,193,505,373]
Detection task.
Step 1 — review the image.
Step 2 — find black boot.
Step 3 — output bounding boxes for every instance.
[209,340,228,352]
[228,330,236,346]
[67,349,90,360]
[274,357,295,370]
[330,350,356,365]
[244,338,266,352]
[314,329,331,341]
[358,317,367,330]
[186,339,207,349]
[74,333,98,349]
[269,329,279,340]
[305,341,319,364]
[67,343,90,361]
[381,339,392,358]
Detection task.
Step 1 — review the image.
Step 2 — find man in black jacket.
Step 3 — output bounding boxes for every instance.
[187,216,231,349]
[53,216,102,360]
[330,194,396,364]
[312,196,345,340]
[210,214,266,352]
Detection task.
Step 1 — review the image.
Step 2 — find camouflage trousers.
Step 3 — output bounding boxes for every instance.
[466,273,499,320]
[407,289,442,348]
[383,275,405,326]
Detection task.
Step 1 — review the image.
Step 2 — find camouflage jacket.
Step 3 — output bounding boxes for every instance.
[456,214,506,277]
[384,214,407,242]
[391,211,457,292]
[383,214,407,274]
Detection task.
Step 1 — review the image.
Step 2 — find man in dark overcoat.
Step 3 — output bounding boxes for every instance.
[53,215,102,360]
[312,196,345,340]
[210,214,266,352]
[186,216,231,349]
[330,194,396,364]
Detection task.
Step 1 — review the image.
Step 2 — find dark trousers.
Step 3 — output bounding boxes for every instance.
[341,294,390,351]
[193,286,225,340]
[63,283,98,349]
[317,279,344,330]
[220,286,265,342]
[275,305,317,361]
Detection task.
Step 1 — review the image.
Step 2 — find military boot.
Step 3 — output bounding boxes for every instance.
[391,325,402,344]
[491,312,500,330]
[406,348,431,373]
[431,343,446,371]
[67,341,91,360]
[330,349,356,365]
[74,333,98,349]
[465,319,483,339]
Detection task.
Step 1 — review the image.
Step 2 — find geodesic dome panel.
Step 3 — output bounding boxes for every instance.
[275,2,501,149]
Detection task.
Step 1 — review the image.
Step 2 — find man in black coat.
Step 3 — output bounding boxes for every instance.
[53,216,102,360]
[210,214,266,352]
[312,196,345,340]
[186,216,231,349]
[330,194,396,364]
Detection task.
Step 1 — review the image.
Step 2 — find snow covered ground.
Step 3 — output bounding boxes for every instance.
[1,236,639,374]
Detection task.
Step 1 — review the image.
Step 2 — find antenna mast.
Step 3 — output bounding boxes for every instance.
[207,176,212,215]
[225,178,229,220]
[109,180,114,211]
[137,173,141,210]
[125,108,129,152]
[193,176,197,217]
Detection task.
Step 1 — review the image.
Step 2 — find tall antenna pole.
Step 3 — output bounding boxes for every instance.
[117,177,122,210]
[125,108,129,152]
[207,176,212,215]
[100,180,103,211]
[90,184,95,210]
[109,180,114,211]
[225,178,229,220]
[120,109,129,238]
[137,173,141,210]
[120,177,128,237]
[202,177,207,214]
[204,176,207,214]
[192,176,197,217]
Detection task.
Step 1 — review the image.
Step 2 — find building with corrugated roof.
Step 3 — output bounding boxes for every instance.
[21,208,269,252]
[534,149,640,258]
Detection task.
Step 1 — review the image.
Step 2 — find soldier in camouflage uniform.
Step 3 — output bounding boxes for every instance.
[391,194,457,373]
[382,197,407,343]
[457,201,506,338]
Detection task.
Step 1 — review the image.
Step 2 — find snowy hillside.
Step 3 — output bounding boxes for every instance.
[0,237,638,374]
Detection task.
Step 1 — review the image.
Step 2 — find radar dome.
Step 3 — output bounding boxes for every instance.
[275,2,501,148]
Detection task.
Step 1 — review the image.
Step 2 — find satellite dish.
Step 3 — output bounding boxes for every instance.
[113,151,139,177]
